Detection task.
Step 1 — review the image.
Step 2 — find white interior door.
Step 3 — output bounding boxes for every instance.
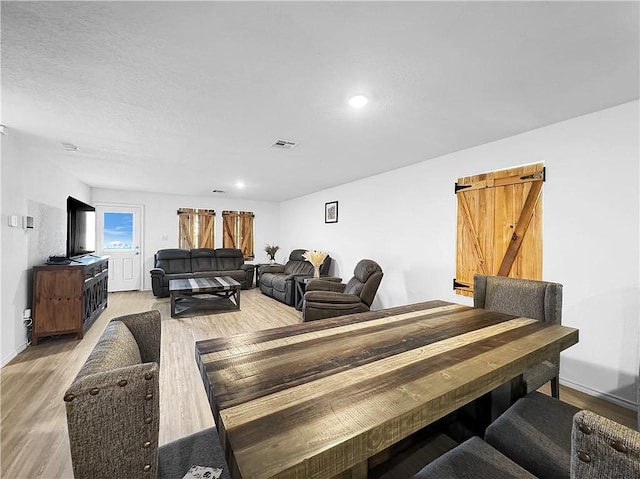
[96,204,143,292]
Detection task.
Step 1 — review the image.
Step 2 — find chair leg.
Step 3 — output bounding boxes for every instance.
[551,376,560,399]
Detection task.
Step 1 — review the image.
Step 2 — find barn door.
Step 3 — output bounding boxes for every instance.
[454,163,544,296]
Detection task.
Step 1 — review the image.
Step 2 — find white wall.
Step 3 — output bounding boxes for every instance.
[1,129,91,366]
[280,101,640,407]
[91,189,280,291]
[2,103,638,409]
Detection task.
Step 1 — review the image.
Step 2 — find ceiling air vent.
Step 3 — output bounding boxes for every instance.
[271,139,298,150]
[212,189,226,194]
[62,142,79,152]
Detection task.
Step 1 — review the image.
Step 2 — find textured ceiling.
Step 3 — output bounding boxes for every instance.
[2,1,638,201]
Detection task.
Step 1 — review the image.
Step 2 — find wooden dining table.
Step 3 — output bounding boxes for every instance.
[195,300,579,479]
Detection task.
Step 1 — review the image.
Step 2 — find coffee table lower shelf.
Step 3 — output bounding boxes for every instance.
[169,277,241,318]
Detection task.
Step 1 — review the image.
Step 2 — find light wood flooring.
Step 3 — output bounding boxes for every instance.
[1,289,636,479]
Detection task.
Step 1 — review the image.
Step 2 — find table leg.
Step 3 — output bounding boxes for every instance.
[170,293,176,318]
[236,287,241,310]
[295,280,305,311]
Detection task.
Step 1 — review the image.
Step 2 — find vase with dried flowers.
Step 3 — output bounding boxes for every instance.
[264,244,279,263]
[302,250,328,278]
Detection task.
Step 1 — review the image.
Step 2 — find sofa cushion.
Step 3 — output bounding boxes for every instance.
[191,248,218,272]
[343,277,364,296]
[270,275,291,293]
[288,249,307,261]
[260,273,277,288]
[76,321,142,379]
[156,249,192,274]
[215,248,244,270]
[165,272,195,281]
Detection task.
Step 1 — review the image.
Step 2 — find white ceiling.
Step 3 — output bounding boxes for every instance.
[2,1,638,202]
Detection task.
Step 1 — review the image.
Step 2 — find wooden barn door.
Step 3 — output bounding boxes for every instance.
[454,163,544,296]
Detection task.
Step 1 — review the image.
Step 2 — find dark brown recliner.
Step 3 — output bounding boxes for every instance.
[302,259,383,322]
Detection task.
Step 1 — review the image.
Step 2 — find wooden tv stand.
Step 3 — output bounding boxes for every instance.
[32,256,109,345]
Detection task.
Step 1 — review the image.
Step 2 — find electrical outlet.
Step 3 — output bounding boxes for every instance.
[23,309,31,319]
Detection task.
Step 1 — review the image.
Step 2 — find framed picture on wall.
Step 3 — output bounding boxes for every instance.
[325,201,338,223]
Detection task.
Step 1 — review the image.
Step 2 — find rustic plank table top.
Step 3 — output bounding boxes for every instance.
[195,300,579,479]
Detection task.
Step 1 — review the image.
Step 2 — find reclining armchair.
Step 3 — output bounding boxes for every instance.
[259,249,331,305]
[302,259,383,322]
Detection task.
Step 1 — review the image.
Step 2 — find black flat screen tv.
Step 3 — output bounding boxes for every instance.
[66,196,96,258]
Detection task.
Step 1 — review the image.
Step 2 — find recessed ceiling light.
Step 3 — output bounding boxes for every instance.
[348,95,368,108]
[236,182,245,188]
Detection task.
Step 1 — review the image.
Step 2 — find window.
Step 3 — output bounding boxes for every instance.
[454,163,544,296]
[177,208,215,249]
[103,212,132,251]
[222,210,254,260]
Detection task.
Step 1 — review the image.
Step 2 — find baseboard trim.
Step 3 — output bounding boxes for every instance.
[561,377,637,411]
[1,342,28,368]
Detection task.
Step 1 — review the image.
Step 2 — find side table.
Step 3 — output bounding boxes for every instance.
[294,276,342,311]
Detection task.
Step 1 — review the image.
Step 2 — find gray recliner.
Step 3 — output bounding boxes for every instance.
[302,259,383,322]
[259,249,331,305]
[63,310,230,479]
[474,274,563,398]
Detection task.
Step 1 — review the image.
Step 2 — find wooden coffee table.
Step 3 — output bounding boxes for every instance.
[169,277,241,318]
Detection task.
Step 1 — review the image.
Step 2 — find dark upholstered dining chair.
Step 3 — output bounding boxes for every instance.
[412,436,536,478]
[474,274,563,398]
[64,310,230,479]
[485,392,580,479]
[486,392,640,479]
[413,393,640,479]
[302,259,383,322]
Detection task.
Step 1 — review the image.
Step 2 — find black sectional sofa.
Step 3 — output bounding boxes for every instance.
[150,248,255,297]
